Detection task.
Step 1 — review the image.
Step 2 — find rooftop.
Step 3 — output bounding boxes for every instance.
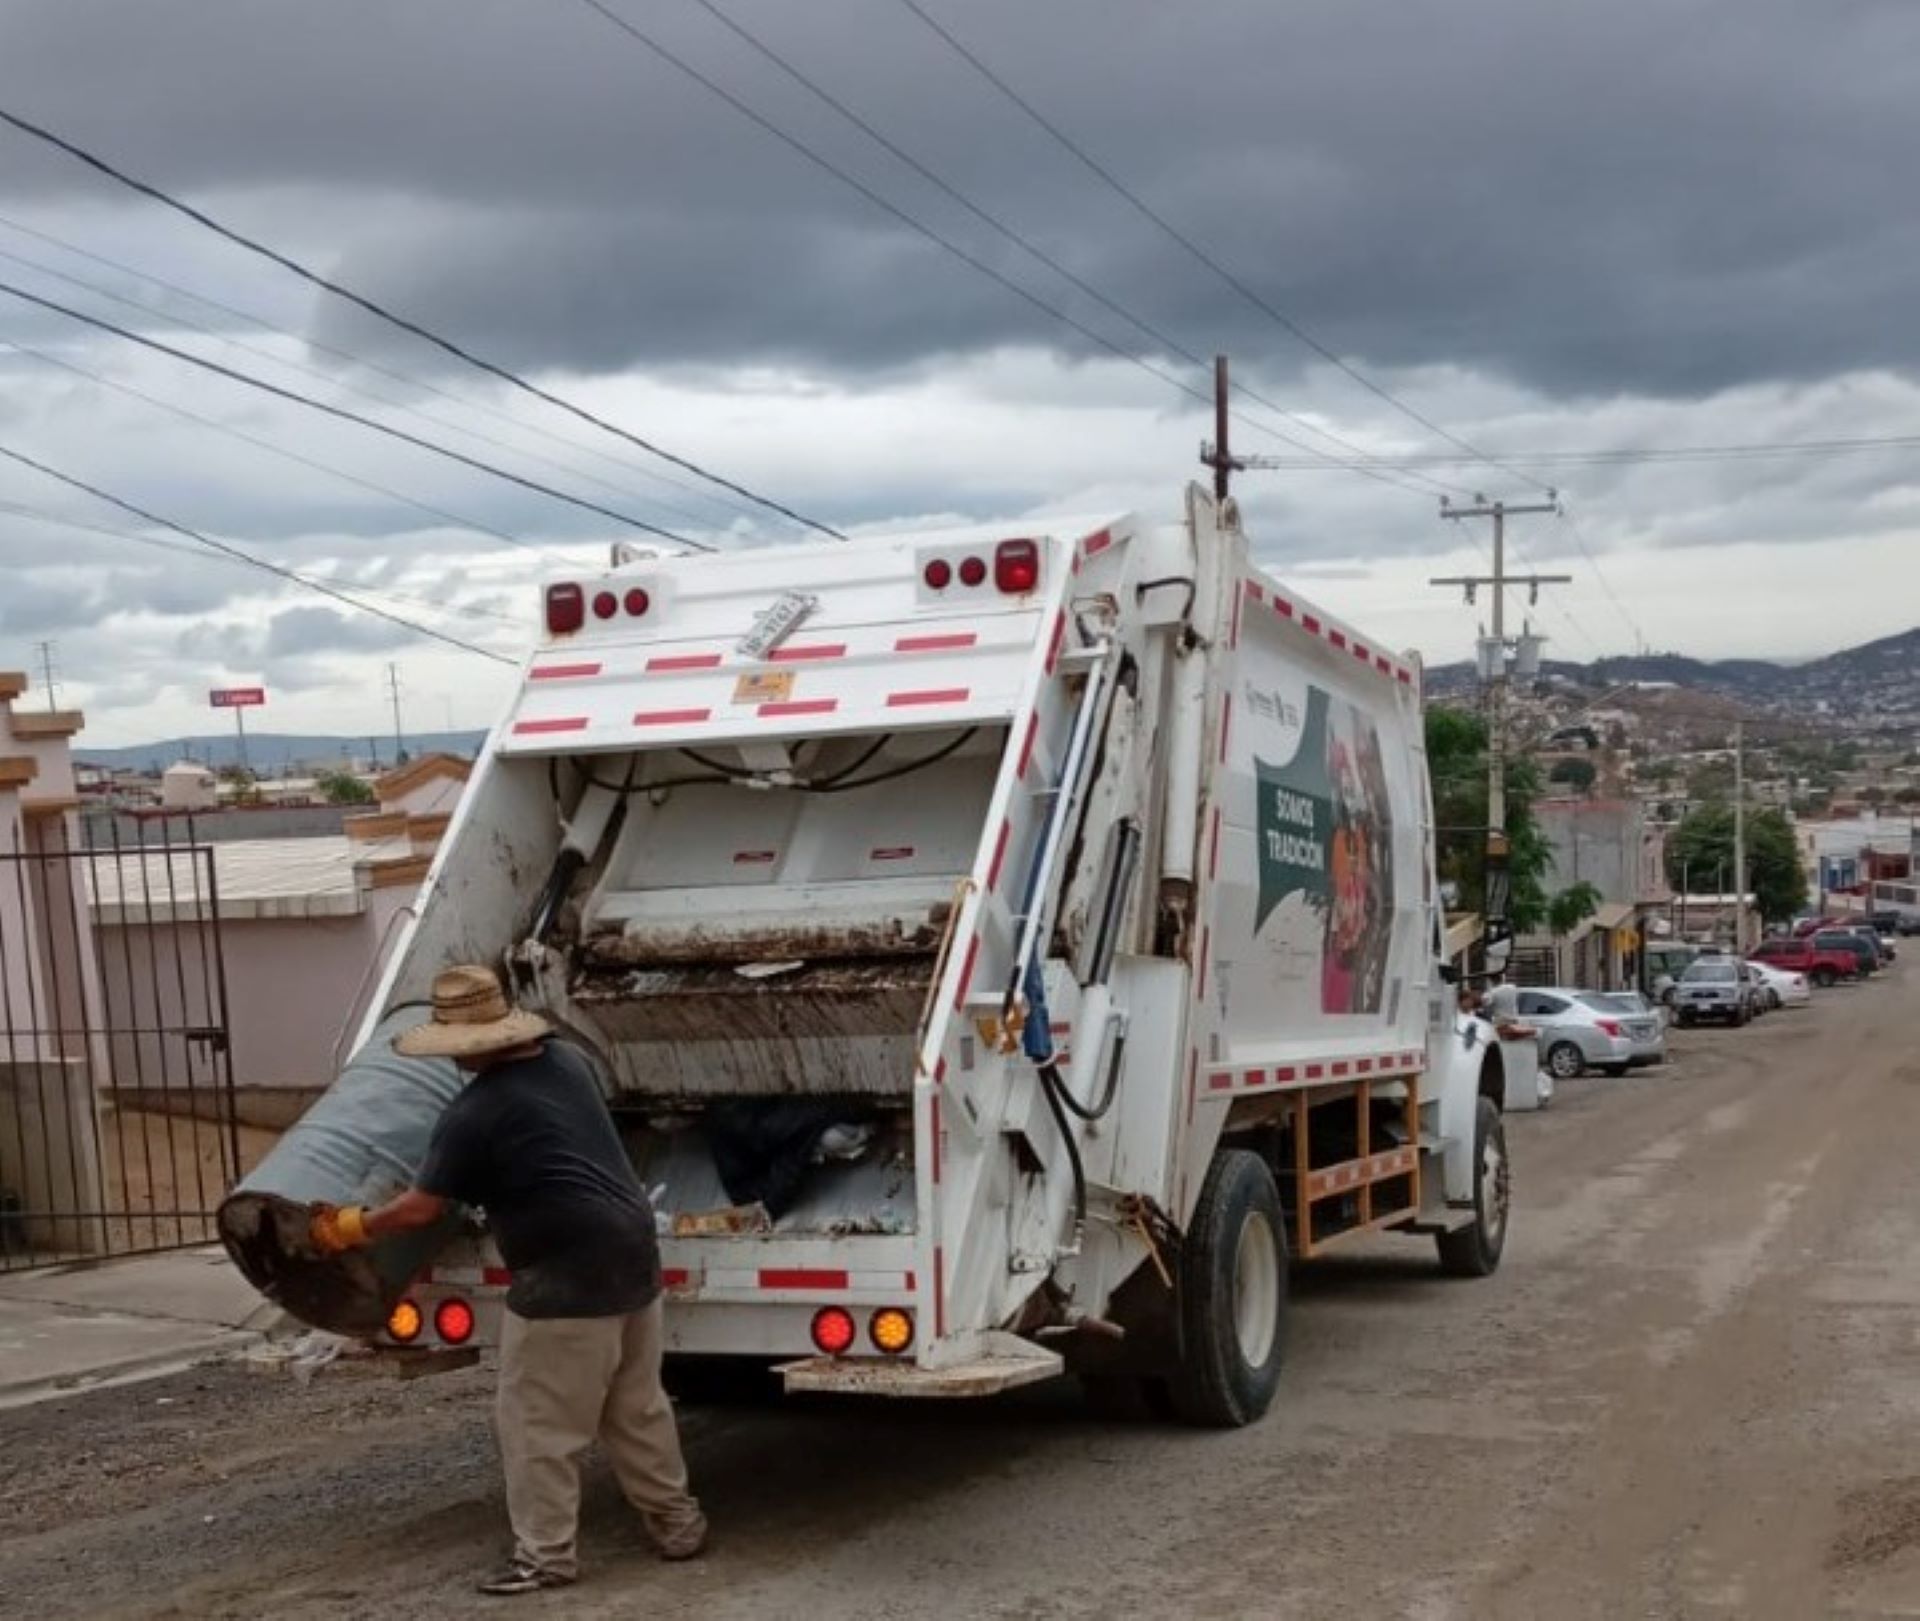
[85,834,415,923]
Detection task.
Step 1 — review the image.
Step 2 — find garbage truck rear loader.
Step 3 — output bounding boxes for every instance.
[224,484,1509,1426]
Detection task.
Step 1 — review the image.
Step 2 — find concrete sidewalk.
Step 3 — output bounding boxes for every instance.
[0,1247,279,1409]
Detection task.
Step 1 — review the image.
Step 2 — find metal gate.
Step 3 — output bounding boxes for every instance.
[0,816,240,1271]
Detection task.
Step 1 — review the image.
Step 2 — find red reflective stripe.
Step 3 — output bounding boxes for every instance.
[1246,1069,1267,1088]
[1081,527,1113,556]
[1305,1063,1324,1078]
[986,818,1012,891]
[1246,580,1266,602]
[1044,611,1066,674]
[1230,582,1242,648]
[1197,927,1210,998]
[530,663,600,681]
[1018,711,1040,778]
[895,632,977,653]
[929,1093,942,1184]
[661,1268,690,1288]
[482,1267,512,1287]
[1275,596,1294,619]
[1276,1066,1297,1082]
[1329,628,1347,651]
[954,935,980,1009]
[934,1055,948,1086]
[1185,1050,1198,1125]
[1303,614,1322,635]
[1209,1070,1233,1092]
[933,1245,946,1338]
[1376,654,1393,674]
[1356,1057,1373,1072]
[513,717,587,735]
[634,708,712,726]
[1397,668,1414,685]
[768,643,846,662]
[646,653,722,671]
[1219,693,1232,762]
[1352,641,1370,663]
[758,1268,848,1291]
[1331,1060,1350,1076]
[759,699,838,717]
[887,688,969,707]
[1208,807,1221,880]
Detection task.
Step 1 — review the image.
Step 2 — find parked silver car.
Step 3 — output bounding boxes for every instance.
[1672,958,1765,1026]
[1508,987,1639,1079]
[1585,990,1668,1066]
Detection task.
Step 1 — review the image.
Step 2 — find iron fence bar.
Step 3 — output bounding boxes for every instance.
[39,816,110,1255]
[79,825,143,1262]
[0,828,44,1267]
[8,827,69,1258]
[198,836,244,1186]
[130,818,186,1244]
[108,822,164,1252]
[152,819,203,1243]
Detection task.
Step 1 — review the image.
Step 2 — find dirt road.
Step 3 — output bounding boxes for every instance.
[6,965,1920,1619]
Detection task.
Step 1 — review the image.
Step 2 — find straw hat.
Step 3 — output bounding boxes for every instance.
[392,964,551,1059]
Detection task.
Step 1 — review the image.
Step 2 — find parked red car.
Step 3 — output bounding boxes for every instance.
[1748,937,1860,987]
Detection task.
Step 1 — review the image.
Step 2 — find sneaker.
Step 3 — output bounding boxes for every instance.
[477,1559,576,1596]
[657,1519,710,1562]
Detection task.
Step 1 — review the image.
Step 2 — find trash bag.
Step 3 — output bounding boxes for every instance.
[703,1099,854,1219]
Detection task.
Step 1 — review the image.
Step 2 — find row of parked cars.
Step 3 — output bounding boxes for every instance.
[1501,918,1897,1082]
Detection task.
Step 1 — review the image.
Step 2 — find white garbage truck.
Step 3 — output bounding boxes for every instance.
[285,483,1513,1426]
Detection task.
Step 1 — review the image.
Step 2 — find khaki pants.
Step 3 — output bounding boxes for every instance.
[496,1298,705,1577]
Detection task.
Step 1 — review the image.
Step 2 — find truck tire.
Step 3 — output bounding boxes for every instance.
[1436,1096,1510,1279]
[1168,1149,1287,1428]
[1813,967,1836,989]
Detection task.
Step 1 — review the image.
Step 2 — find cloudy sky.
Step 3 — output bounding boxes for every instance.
[2,0,1917,749]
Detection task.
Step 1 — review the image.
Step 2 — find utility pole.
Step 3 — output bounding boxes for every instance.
[1199,354,1242,502]
[386,662,407,764]
[34,640,57,712]
[1431,495,1566,949]
[1732,722,1747,953]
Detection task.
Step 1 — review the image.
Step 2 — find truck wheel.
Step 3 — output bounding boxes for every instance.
[1545,1041,1585,1080]
[1436,1096,1510,1279]
[1813,968,1836,988]
[1168,1148,1287,1428]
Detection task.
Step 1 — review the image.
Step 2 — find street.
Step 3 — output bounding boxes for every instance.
[5,966,1919,1619]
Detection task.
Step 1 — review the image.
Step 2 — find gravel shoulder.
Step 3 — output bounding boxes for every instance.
[4,967,1919,1619]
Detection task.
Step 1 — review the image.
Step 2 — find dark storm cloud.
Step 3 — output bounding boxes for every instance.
[3,0,1917,399]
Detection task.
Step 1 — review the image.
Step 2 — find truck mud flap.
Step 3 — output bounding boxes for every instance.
[778,1338,1062,1398]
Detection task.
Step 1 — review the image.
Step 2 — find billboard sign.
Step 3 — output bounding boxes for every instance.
[209,688,266,709]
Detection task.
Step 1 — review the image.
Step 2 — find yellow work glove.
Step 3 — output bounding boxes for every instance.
[309,1203,370,1256]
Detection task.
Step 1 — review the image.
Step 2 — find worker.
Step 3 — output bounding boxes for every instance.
[309,964,706,1595]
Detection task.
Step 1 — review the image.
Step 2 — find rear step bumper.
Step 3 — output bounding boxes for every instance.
[778,1335,1061,1398]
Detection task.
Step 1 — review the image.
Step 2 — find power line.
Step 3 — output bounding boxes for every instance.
[0,211,763,532]
[0,441,516,665]
[573,0,1444,498]
[890,0,1557,497]
[0,276,713,549]
[2,334,555,558]
[1196,434,1920,468]
[0,105,843,539]
[683,0,1463,498]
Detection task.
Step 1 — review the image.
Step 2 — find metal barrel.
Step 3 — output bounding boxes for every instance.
[218,1010,468,1336]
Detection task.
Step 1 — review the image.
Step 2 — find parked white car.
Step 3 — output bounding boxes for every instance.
[1747,960,1811,1009]
[1584,990,1669,1066]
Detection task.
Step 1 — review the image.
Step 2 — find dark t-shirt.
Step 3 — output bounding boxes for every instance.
[415,1038,660,1319]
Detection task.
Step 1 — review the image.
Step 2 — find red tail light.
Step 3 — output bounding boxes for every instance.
[995,539,1040,594]
[624,587,651,617]
[435,1298,476,1345]
[592,590,619,620]
[1595,1018,1623,1038]
[810,1306,856,1357]
[957,556,988,587]
[545,583,585,635]
[923,559,952,590]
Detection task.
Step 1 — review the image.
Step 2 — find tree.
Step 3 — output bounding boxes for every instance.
[1425,706,1552,933]
[1549,757,1597,795]
[1546,880,1602,938]
[1664,800,1808,922]
[317,771,375,806]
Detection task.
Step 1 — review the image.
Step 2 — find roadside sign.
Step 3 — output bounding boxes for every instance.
[209,688,266,709]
